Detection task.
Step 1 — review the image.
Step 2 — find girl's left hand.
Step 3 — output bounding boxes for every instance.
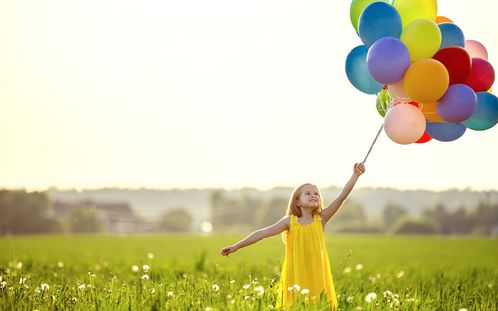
[354,162,366,176]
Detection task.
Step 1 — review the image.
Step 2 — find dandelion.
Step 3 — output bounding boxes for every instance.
[396,271,405,278]
[19,277,27,285]
[78,284,85,290]
[141,274,150,280]
[355,264,363,270]
[149,288,155,294]
[300,288,309,295]
[244,295,250,300]
[365,292,377,303]
[0,281,6,289]
[230,279,235,284]
[343,267,352,273]
[205,307,213,311]
[142,265,150,272]
[40,283,50,292]
[287,286,294,291]
[383,290,393,298]
[346,296,353,303]
[393,293,399,300]
[243,284,250,290]
[458,309,468,311]
[212,284,220,292]
[292,284,301,292]
[230,299,235,304]
[147,253,154,259]
[71,297,77,303]
[15,262,23,269]
[167,291,174,297]
[254,285,265,296]
[131,265,139,272]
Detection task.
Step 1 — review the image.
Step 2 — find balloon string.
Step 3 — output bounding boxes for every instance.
[362,123,384,164]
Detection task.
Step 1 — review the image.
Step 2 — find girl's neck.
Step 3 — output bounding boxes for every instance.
[300,208,314,219]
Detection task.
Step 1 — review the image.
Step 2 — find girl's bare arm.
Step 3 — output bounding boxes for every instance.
[221,216,290,256]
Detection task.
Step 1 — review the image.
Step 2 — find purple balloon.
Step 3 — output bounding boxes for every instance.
[426,121,466,142]
[437,84,477,123]
[366,37,410,84]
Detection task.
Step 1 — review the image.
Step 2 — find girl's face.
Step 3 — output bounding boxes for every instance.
[298,185,321,209]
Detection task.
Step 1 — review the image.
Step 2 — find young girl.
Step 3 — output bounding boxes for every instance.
[221,162,366,309]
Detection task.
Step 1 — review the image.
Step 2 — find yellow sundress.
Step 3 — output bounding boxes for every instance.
[276,213,337,310]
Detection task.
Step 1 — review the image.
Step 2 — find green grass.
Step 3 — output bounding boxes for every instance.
[0,234,497,310]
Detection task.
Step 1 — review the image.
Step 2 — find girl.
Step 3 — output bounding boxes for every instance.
[220,162,366,310]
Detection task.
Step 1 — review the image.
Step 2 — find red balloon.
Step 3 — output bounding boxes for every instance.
[463,58,495,92]
[416,131,432,144]
[433,47,471,84]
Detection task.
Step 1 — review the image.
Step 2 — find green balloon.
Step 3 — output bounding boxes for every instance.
[376,89,392,117]
[350,0,391,33]
[394,0,438,28]
[401,18,441,61]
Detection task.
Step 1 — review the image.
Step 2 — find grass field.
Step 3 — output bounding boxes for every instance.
[0,234,497,310]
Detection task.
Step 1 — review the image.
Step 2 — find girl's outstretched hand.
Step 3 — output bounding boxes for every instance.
[221,245,238,257]
[353,162,366,176]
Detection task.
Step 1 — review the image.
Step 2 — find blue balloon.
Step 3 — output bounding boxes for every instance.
[463,92,498,131]
[367,37,410,84]
[345,45,383,94]
[438,23,465,49]
[358,2,402,48]
[437,84,477,123]
[426,121,466,142]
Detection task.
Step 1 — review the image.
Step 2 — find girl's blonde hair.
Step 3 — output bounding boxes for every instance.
[286,183,324,217]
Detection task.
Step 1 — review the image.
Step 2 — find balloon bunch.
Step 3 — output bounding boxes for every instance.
[346,0,497,144]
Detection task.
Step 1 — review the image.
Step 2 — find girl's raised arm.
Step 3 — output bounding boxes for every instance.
[321,162,365,224]
[220,216,290,257]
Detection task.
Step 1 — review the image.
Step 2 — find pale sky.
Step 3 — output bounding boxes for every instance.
[0,0,497,191]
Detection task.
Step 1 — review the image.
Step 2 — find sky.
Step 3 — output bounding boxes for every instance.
[0,0,497,192]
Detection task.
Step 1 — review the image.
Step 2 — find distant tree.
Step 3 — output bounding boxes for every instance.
[157,208,192,232]
[211,192,261,229]
[468,201,498,235]
[422,204,451,234]
[254,197,288,227]
[382,203,408,230]
[392,217,437,234]
[330,200,366,225]
[448,207,471,234]
[67,206,103,233]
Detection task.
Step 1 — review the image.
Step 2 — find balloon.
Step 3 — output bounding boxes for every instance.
[404,59,449,103]
[350,0,390,33]
[388,79,411,103]
[463,92,498,131]
[432,47,471,84]
[435,16,453,24]
[425,122,466,142]
[376,88,392,117]
[463,58,495,92]
[401,18,441,61]
[345,45,384,94]
[394,0,438,27]
[464,40,488,60]
[416,131,432,143]
[384,103,426,144]
[421,102,445,122]
[358,2,402,48]
[437,84,477,123]
[438,23,465,49]
[367,37,411,84]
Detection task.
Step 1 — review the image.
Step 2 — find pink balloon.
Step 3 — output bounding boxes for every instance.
[384,103,426,145]
[388,79,411,103]
[464,40,488,60]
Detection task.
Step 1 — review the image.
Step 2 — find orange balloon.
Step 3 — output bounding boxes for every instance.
[435,16,453,24]
[420,102,445,122]
[403,59,449,104]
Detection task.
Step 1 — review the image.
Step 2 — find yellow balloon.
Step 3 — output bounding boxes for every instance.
[394,0,438,27]
[420,102,445,122]
[404,59,449,103]
[401,19,441,61]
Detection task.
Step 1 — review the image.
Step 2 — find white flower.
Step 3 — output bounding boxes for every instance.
[396,271,405,278]
[40,283,50,292]
[0,281,6,289]
[244,295,250,300]
[355,264,363,270]
[230,279,235,284]
[19,277,27,285]
[56,261,64,268]
[131,265,139,272]
[78,284,85,290]
[292,284,301,292]
[393,293,399,300]
[243,284,250,290]
[15,262,23,269]
[71,297,77,303]
[254,285,265,296]
[458,309,468,311]
[346,296,353,303]
[300,288,309,295]
[147,253,154,259]
[149,288,155,294]
[343,267,352,273]
[230,299,235,304]
[141,274,150,280]
[383,290,392,298]
[287,286,293,291]
[212,284,219,292]
[142,265,150,272]
[205,307,213,311]
[167,291,174,297]
[365,292,377,303]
